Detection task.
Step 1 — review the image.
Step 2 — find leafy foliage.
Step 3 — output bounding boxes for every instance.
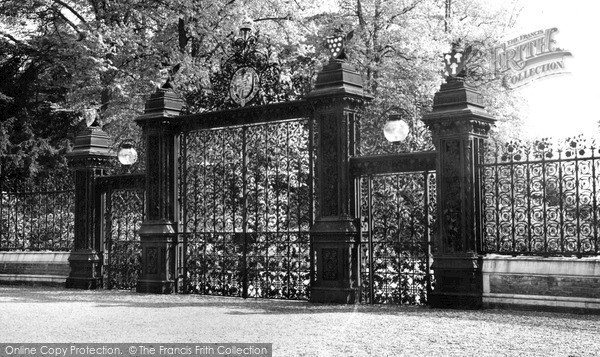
[332,0,525,154]
[1,0,525,181]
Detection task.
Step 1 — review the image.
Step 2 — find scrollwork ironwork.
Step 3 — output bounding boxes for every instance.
[180,118,314,300]
[480,135,600,256]
[103,187,144,290]
[186,28,314,112]
[359,171,435,305]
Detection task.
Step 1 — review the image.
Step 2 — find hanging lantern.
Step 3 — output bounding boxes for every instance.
[383,114,410,143]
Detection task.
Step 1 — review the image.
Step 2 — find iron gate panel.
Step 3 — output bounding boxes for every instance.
[179,118,314,299]
[351,153,436,305]
[97,174,145,290]
[358,172,435,304]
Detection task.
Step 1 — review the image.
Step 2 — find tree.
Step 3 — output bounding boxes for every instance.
[335,0,525,154]
[0,29,77,187]
[0,0,327,163]
[0,0,525,184]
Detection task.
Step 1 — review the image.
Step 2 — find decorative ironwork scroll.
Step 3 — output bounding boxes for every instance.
[480,136,600,256]
[179,118,315,300]
[192,28,283,111]
[358,171,435,304]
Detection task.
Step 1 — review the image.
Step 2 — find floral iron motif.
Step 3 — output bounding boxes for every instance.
[480,134,600,256]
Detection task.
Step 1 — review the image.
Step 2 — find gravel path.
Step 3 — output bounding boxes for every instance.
[1,286,599,356]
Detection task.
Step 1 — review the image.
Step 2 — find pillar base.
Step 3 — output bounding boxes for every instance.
[65,250,102,289]
[310,217,359,304]
[430,255,483,309]
[310,287,357,304]
[137,220,176,294]
[429,292,482,309]
[136,279,174,294]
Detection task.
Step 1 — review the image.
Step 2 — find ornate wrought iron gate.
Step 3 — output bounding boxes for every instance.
[177,110,314,299]
[96,174,145,289]
[351,153,436,304]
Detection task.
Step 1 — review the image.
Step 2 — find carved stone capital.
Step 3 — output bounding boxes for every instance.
[422,80,495,140]
[136,87,184,124]
[425,118,494,139]
[67,126,114,169]
[306,61,374,101]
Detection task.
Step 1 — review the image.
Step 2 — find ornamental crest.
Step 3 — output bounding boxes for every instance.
[443,46,471,78]
[229,67,260,107]
[325,30,354,60]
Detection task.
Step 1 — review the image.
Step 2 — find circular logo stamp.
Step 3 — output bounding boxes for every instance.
[229,67,260,107]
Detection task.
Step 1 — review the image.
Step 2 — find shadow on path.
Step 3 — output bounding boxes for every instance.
[1,285,599,331]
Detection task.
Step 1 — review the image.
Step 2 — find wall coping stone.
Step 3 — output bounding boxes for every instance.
[0,252,70,264]
[482,254,600,276]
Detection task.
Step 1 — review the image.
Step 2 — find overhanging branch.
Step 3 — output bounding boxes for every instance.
[51,0,88,24]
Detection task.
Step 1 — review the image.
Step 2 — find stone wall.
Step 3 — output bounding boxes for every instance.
[482,254,600,312]
[0,252,70,286]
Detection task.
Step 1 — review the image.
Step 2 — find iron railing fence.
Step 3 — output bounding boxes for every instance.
[357,171,435,304]
[480,136,600,256]
[0,177,74,251]
[178,118,314,300]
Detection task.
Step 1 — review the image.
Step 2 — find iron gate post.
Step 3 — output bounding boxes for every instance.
[422,78,496,308]
[135,85,183,293]
[66,124,113,289]
[306,60,373,303]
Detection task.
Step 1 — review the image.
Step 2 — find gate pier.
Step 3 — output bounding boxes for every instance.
[306,60,373,303]
[66,124,113,289]
[134,86,184,293]
[422,78,495,308]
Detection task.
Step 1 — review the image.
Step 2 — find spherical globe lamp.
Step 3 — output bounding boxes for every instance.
[117,141,138,166]
[383,114,410,143]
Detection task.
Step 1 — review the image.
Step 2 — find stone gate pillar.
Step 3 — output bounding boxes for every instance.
[135,85,183,293]
[422,78,495,308]
[66,124,113,289]
[306,60,373,303]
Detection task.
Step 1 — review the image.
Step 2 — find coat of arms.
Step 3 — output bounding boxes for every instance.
[229,67,260,107]
[443,46,471,78]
